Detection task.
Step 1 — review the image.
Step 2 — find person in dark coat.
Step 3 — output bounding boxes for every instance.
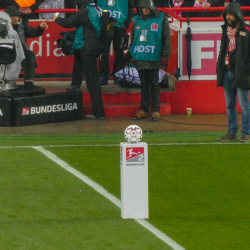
[98,0,134,86]
[217,2,250,143]
[53,0,105,120]
[125,0,171,122]
[5,6,48,89]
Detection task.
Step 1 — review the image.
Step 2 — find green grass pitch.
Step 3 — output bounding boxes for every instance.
[0,133,249,250]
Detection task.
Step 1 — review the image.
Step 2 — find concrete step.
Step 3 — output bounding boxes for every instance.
[83,103,171,118]
[83,92,172,105]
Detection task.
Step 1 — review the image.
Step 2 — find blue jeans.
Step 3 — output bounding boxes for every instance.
[223,71,250,135]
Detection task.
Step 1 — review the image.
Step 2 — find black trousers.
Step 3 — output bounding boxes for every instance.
[22,49,36,81]
[138,69,160,113]
[72,51,105,118]
[99,26,125,77]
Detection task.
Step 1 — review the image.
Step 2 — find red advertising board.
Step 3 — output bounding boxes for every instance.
[181,31,222,80]
[27,21,74,74]
[27,20,117,75]
[27,20,177,77]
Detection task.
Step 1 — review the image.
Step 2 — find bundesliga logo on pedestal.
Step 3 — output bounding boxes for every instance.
[124,125,143,143]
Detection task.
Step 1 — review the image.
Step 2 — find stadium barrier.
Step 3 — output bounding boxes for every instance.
[0,6,250,120]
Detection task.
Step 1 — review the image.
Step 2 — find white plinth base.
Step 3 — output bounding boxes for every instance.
[120,142,148,219]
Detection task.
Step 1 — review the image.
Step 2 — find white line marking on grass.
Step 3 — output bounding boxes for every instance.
[0,141,246,149]
[32,146,120,208]
[33,146,186,250]
[135,219,185,250]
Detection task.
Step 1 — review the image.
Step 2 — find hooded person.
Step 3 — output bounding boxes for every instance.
[124,0,171,122]
[217,2,250,143]
[53,0,105,120]
[0,0,42,25]
[0,11,25,91]
[5,6,48,90]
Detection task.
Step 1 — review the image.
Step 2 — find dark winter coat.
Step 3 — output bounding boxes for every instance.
[129,0,171,70]
[125,0,134,28]
[13,24,44,51]
[217,2,250,89]
[55,6,103,56]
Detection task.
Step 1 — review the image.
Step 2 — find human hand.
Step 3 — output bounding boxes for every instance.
[53,16,59,21]
[203,2,211,9]
[40,22,48,29]
[19,7,32,14]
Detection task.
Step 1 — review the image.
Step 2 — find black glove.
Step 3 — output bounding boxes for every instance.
[124,19,131,29]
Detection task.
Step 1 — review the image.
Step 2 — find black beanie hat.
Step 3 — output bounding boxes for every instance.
[5,6,23,17]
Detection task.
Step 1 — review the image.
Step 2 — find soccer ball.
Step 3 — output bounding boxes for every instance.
[124,125,143,143]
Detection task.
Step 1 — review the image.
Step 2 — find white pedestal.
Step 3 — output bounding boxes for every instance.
[120,142,148,219]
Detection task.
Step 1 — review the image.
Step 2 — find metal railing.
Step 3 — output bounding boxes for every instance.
[1,6,250,22]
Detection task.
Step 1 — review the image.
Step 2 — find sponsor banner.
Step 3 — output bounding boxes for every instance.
[27,21,75,75]
[27,21,132,75]
[28,21,225,80]
[12,91,83,126]
[0,97,12,126]
[180,30,222,80]
[126,147,145,166]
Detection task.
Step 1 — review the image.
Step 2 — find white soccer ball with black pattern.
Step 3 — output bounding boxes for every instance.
[124,125,143,143]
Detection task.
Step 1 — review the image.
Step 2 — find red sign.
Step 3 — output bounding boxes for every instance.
[27,21,75,74]
[126,147,144,161]
[22,108,30,115]
[182,32,222,77]
[151,23,158,31]
[27,21,121,75]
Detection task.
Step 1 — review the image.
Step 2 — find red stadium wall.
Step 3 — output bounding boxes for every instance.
[26,20,243,115]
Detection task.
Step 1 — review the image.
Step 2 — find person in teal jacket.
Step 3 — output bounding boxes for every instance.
[54,0,105,120]
[98,0,134,85]
[125,0,171,122]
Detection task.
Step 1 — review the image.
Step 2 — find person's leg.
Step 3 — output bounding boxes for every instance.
[149,69,161,121]
[223,71,238,135]
[22,50,36,82]
[112,27,125,84]
[83,54,105,118]
[69,50,84,90]
[149,69,160,113]
[138,70,150,114]
[99,36,112,85]
[237,87,250,136]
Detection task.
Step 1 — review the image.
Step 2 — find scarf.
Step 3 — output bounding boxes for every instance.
[173,0,184,17]
[227,26,237,52]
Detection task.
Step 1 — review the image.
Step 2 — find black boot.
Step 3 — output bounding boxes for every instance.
[66,84,81,91]
[24,81,37,90]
